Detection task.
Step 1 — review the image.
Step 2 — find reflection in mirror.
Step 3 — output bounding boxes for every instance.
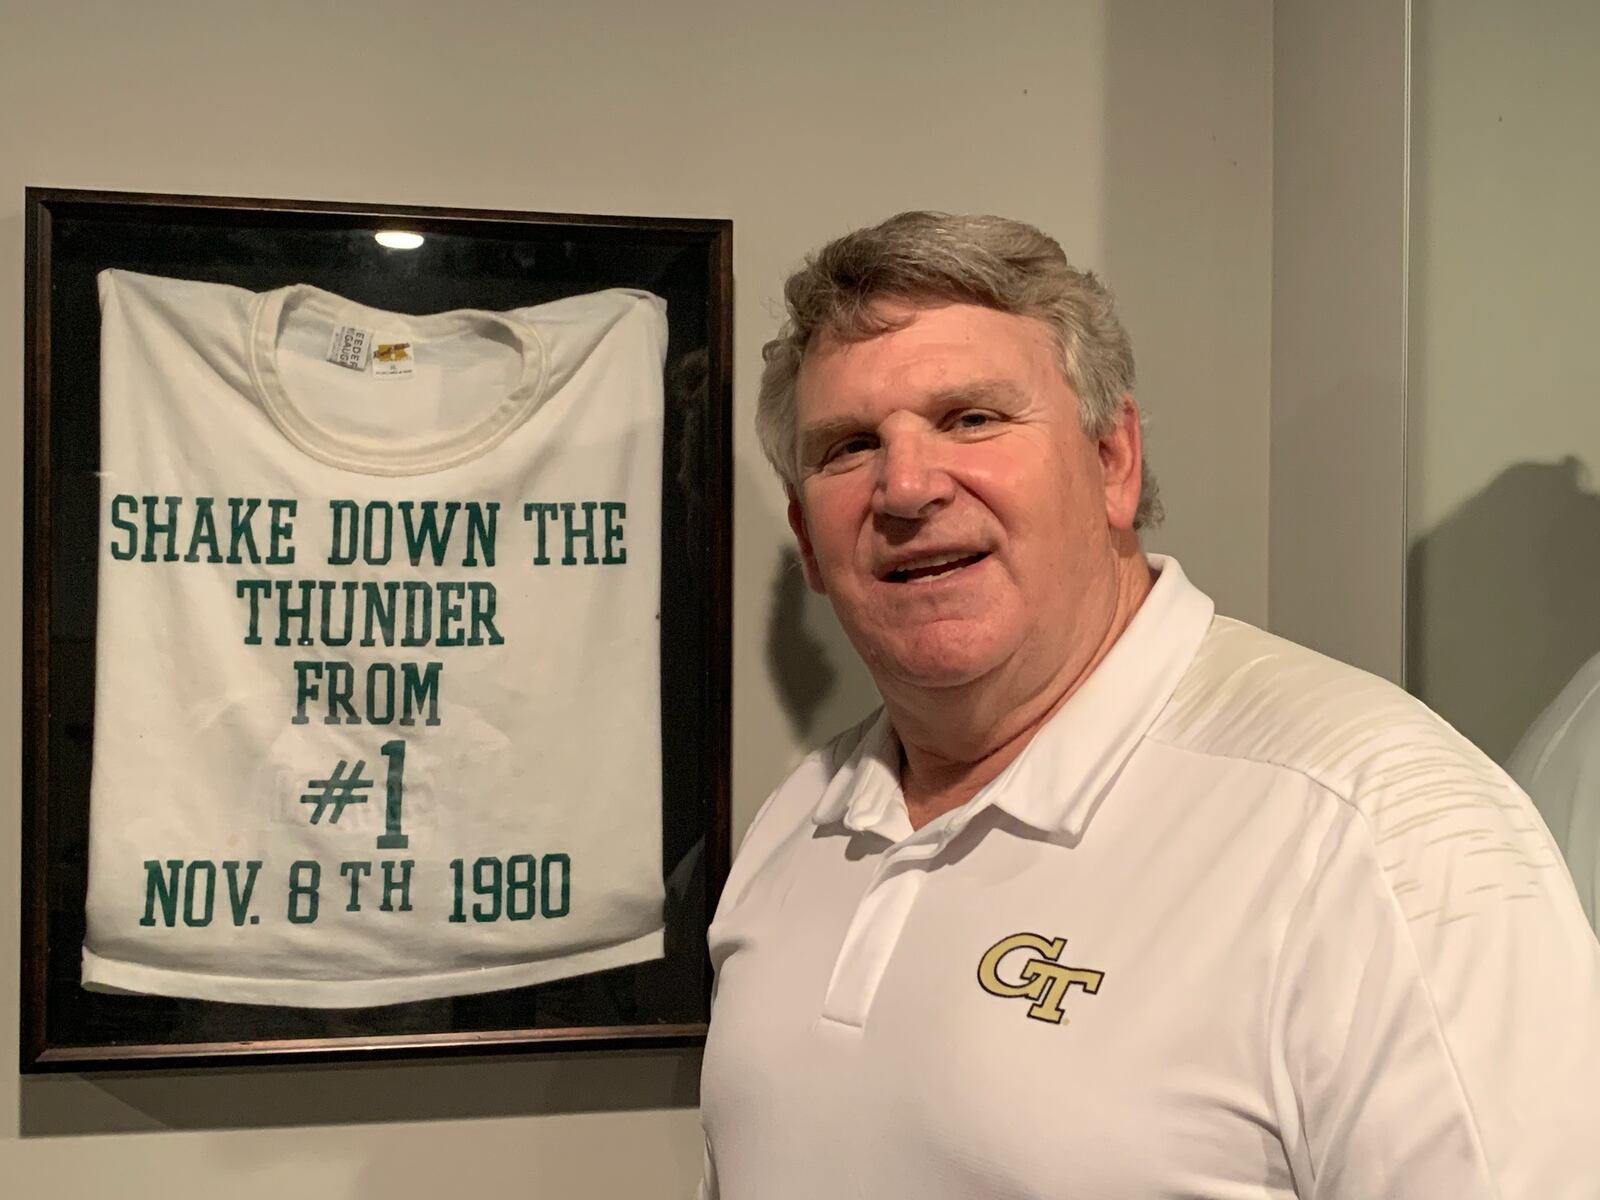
[1406,0,1600,929]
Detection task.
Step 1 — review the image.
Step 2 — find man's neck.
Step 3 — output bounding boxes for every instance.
[886,548,1156,831]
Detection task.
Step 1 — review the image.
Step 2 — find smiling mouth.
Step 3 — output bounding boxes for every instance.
[884,552,989,583]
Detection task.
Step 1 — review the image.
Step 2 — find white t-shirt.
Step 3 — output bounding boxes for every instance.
[83,269,667,1007]
[1507,652,1600,931]
[700,556,1600,1199]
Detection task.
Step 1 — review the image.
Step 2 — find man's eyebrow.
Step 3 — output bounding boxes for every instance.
[796,417,866,465]
[903,379,1035,416]
[797,379,1030,461]
[929,379,1028,407]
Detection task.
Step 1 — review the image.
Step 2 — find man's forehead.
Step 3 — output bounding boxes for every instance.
[806,298,1054,355]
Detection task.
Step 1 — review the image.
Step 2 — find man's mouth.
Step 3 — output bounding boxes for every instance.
[883,551,989,583]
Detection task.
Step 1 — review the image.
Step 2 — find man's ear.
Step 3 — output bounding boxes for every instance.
[1098,394,1144,531]
[786,493,827,594]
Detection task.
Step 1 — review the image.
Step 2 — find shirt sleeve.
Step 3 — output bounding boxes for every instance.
[1268,789,1600,1198]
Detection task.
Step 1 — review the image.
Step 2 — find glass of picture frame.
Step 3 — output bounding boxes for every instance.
[20,188,732,1070]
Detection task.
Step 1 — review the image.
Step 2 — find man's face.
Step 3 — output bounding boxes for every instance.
[788,301,1141,696]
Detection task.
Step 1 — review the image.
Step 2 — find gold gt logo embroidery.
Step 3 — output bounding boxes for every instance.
[374,342,412,363]
[977,932,1105,1025]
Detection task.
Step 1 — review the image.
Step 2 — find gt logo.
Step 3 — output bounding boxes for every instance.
[977,932,1104,1025]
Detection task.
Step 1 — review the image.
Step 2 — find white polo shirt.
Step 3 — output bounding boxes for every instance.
[700,556,1600,1199]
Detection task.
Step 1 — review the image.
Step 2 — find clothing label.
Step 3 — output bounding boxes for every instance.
[372,340,415,378]
[326,325,374,372]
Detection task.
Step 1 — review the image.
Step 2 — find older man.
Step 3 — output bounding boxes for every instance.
[699,212,1600,1198]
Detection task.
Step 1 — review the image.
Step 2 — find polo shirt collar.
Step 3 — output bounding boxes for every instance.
[809,554,1216,841]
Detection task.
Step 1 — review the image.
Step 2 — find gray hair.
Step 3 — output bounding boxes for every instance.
[755,211,1162,529]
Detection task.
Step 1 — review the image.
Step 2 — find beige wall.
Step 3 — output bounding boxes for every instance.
[0,1,1271,1195]
[1406,0,1600,762]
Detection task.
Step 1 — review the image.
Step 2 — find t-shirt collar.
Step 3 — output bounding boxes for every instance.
[810,554,1216,841]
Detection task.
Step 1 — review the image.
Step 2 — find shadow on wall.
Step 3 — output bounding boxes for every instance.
[766,546,837,739]
[750,429,879,746]
[1407,457,1600,763]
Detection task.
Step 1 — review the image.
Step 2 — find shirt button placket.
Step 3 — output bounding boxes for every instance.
[817,829,947,1029]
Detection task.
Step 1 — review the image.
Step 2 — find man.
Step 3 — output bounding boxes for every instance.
[699,212,1600,1198]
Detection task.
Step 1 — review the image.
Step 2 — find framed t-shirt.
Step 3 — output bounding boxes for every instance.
[21,188,732,1070]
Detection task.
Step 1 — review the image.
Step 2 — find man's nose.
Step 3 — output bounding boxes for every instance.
[871,430,954,519]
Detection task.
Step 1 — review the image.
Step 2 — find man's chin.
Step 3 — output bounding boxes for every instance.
[867,646,1006,694]
[846,617,1022,695]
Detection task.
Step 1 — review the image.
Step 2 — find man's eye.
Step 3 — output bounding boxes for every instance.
[953,410,994,429]
[827,435,876,462]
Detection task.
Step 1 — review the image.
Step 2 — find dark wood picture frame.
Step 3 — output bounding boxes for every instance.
[20,188,733,1071]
